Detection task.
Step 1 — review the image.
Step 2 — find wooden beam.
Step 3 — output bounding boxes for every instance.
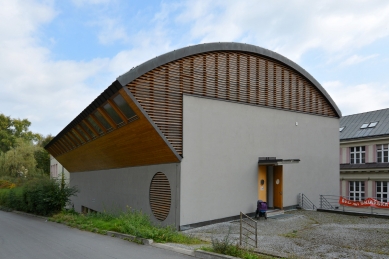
[97,107,117,130]
[107,99,128,123]
[83,119,100,136]
[90,114,107,133]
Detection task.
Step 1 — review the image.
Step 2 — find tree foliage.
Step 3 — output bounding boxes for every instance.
[0,113,53,177]
[0,114,40,153]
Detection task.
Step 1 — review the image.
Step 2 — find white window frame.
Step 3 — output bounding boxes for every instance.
[376,181,388,202]
[350,146,365,164]
[349,181,365,201]
[377,144,389,163]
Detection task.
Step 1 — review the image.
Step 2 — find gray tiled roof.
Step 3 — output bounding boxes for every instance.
[340,108,389,140]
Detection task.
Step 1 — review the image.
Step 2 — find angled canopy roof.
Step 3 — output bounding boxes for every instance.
[45,42,341,172]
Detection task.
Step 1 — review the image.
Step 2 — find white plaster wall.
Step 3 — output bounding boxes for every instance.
[50,155,70,184]
[180,95,339,226]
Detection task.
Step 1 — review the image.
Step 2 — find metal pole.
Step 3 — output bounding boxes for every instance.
[255,220,257,248]
[320,195,322,209]
[240,212,242,247]
[302,194,304,209]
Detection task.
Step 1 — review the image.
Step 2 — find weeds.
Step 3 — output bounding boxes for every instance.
[207,227,277,259]
[281,230,298,238]
[51,209,202,244]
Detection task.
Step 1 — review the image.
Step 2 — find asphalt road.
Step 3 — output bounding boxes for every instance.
[0,210,194,259]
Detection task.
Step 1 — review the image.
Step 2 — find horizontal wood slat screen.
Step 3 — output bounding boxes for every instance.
[126,51,337,156]
[149,172,171,221]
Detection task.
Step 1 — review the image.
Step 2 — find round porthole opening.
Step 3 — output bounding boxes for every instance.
[149,172,171,221]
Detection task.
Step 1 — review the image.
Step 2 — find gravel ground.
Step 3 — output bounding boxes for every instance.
[167,210,389,259]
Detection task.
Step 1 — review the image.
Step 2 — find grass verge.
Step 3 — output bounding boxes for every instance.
[203,227,280,259]
[50,209,203,244]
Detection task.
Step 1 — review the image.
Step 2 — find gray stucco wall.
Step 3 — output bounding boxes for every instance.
[180,95,339,226]
[69,163,181,227]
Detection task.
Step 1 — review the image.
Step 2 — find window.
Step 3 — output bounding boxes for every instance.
[339,126,345,132]
[103,103,123,125]
[349,181,365,201]
[113,94,136,119]
[87,116,103,135]
[71,129,85,144]
[80,121,96,138]
[93,111,112,131]
[368,122,378,128]
[51,164,58,178]
[75,125,89,141]
[361,122,378,129]
[376,181,388,202]
[377,144,388,163]
[350,146,365,164]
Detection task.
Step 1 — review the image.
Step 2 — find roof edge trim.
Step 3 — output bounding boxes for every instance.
[117,42,341,118]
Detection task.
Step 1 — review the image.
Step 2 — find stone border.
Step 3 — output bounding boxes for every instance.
[195,250,240,259]
[106,231,153,245]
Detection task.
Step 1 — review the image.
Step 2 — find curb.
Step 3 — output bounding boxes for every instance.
[105,231,153,245]
[151,243,195,257]
[194,250,238,259]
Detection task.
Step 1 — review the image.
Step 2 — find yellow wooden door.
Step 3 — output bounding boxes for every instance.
[258,165,267,201]
[273,166,283,209]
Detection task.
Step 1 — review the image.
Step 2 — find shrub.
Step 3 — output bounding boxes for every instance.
[0,180,15,189]
[22,178,78,216]
[0,178,77,216]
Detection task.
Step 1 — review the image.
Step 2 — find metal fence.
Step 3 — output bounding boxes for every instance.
[319,195,389,216]
[240,212,257,248]
[299,193,317,210]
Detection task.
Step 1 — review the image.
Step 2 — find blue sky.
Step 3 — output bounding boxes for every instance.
[1,0,389,136]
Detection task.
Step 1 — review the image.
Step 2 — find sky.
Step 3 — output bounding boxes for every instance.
[1,0,389,136]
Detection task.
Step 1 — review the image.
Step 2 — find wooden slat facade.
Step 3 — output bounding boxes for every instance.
[126,51,338,156]
[149,172,171,221]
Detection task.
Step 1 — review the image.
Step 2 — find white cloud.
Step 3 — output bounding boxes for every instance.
[340,54,378,67]
[0,0,180,136]
[177,0,389,62]
[0,0,112,136]
[323,81,389,115]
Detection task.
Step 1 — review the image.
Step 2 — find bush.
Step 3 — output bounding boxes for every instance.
[0,178,78,216]
[0,179,16,189]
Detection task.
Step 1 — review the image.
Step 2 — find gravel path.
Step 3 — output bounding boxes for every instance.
[168,210,389,259]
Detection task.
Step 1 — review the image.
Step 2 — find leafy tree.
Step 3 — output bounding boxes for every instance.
[0,114,40,153]
[35,134,54,175]
[1,139,39,178]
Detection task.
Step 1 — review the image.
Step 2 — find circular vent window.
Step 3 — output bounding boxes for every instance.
[149,172,171,221]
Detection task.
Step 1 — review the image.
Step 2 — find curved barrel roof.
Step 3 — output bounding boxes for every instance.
[118,42,341,117]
